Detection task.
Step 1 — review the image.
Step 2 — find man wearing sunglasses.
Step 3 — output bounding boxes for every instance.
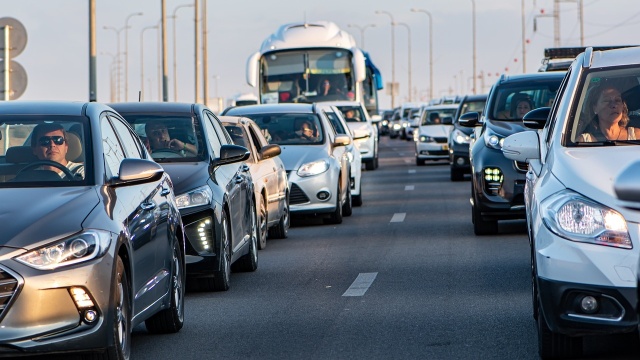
[30,123,84,179]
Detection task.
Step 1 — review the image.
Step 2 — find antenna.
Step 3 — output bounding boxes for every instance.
[138,90,141,102]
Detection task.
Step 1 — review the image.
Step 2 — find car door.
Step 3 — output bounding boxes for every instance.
[247,122,282,217]
[321,112,349,202]
[101,114,169,315]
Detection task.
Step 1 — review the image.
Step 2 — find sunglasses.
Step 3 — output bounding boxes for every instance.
[38,136,65,147]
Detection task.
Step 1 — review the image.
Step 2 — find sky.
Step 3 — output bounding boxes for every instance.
[1,0,639,111]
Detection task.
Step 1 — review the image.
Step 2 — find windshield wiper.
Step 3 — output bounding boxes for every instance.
[574,140,634,146]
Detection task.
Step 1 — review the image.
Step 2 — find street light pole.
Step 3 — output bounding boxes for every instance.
[394,22,412,102]
[124,12,143,101]
[347,23,376,49]
[140,25,158,101]
[103,25,127,101]
[471,0,477,94]
[194,0,201,103]
[172,3,194,102]
[375,10,396,108]
[410,8,433,100]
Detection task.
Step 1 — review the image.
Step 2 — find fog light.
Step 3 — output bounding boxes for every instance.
[84,309,98,323]
[317,190,330,201]
[70,287,95,309]
[456,157,465,166]
[580,295,599,314]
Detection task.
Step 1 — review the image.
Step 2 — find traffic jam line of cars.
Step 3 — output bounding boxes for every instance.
[0,97,379,358]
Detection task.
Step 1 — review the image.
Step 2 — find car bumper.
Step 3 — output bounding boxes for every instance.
[449,142,471,171]
[0,239,119,355]
[471,146,526,220]
[354,137,374,161]
[181,207,221,277]
[416,142,449,160]
[287,169,339,215]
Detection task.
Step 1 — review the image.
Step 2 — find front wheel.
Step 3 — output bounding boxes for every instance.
[342,182,353,217]
[326,182,343,224]
[537,298,583,359]
[145,240,185,334]
[257,195,268,250]
[268,196,289,239]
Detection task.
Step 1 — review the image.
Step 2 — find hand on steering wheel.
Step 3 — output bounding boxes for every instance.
[16,160,76,181]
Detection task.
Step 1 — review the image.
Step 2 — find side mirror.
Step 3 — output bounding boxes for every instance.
[458,112,480,127]
[259,144,281,160]
[214,144,250,166]
[501,131,540,162]
[246,52,260,88]
[114,158,164,185]
[614,160,640,209]
[522,107,551,129]
[333,134,351,147]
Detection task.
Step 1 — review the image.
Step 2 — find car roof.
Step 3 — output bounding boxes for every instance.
[107,101,197,113]
[218,115,254,126]
[222,103,316,115]
[496,71,566,85]
[460,94,488,102]
[587,45,640,68]
[0,100,97,116]
[421,104,460,111]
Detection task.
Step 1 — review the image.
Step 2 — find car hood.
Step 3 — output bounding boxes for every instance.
[278,145,328,171]
[161,161,210,196]
[347,122,371,137]
[553,146,640,215]
[0,187,100,250]
[486,119,528,137]
[418,125,453,137]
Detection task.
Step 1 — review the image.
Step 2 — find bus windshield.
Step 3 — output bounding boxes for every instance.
[260,49,354,104]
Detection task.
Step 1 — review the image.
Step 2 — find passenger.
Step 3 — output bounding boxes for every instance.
[343,109,359,121]
[511,97,534,119]
[30,123,84,179]
[578,85,640,142]
[318,78,343,97]
[295,120,318,141]
[145,122,196,154]
[429,112,441,124]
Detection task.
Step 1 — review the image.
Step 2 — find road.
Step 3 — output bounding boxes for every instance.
[124,136,638,359]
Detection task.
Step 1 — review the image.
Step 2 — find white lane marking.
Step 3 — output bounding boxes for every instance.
[405,185,414,191]
[342,272,378,297]
[404,159,411,164]
[390,213,406,222]
[408,169,416,174]
[399,152,405,156]
[392,148,398,151]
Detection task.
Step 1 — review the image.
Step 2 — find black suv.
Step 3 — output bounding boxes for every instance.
[448,94,487,181]
[459,72,564,235]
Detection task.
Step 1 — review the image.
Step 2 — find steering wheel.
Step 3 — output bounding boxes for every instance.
[151,148,183,158]
[17,160,75,181]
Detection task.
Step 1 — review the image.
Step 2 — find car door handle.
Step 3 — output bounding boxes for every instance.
[234,175,245,184]
[160,188,171,197]
[242,164,250,172]
[140,202,156,211]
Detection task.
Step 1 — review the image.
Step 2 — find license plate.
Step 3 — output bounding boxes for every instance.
[442,144,449,150]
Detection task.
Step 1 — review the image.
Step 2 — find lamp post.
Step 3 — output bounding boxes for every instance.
[172,3,194,102]
[471,0,477,94]
[394,22,412,102]
[140,25,158,101]
[124,12,143,101]
[103,25,127,101]
[410,8,433,100]
[375,10,396,108]
[347,23,376,49]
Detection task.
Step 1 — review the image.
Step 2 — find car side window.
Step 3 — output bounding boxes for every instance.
[202,116,222,156]
[545,69,572,147]
[100,115,126,178]
[207,112,232,145]
[248,123,267,150]
[108,114,144,159]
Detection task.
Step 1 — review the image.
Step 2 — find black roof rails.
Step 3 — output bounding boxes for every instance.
[543,45,639,60]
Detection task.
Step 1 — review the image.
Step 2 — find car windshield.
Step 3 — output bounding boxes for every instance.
[235,113,324,145]
[336,106,365,123]
[118,114,202,162]
[491,80,559,121]
[0,116,91,187]
[421,108,457,125]
[567,67,640,146]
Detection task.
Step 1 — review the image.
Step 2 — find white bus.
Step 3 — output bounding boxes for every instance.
[246,21,383,115]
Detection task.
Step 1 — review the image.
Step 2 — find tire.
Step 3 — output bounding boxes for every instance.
[268,195,289,239]
[537,298,583,359]
[145,241,185,334]
[257,194,268,250]
[416,157,424,166]
[472,186,498,235]
[450,167,464,181]
[374,154,379,169]
[234,199,259,272]
[365,159,375,170]
[213,210,232,291]
[352,193,363,207]
[87,256,131,360]
[326,182,343,224]
[342,182,353,217]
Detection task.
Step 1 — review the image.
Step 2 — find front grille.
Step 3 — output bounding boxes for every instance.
[434,137,448,144]
[290,183,310,204]
[514,161,528,172]
[0,268,19,321]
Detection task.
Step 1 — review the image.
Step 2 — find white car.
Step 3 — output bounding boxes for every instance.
[502,46,640,358]
[326,101,379,170]
[414,104,458,165]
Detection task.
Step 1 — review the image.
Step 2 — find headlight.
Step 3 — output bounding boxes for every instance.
[16,230,112,270]
[402,123,408,128]
[483,129,504,149]
[452,129,471,144]
[393,123,402,130]
[541,190,631,249]
[382,120,389,126]
[176,185,212,209]
[297,159,329,177]
[419,135,434,143]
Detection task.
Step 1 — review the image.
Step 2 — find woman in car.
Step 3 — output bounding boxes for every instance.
[578,85,640,142]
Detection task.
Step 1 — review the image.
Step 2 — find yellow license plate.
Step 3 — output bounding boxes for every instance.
[442,144,449,150]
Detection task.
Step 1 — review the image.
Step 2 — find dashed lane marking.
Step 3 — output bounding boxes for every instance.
[390,213,406,223]
[342,272,378,297]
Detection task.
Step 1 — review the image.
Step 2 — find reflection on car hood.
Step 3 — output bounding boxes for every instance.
[554,147,640,208]
[486,119,528,137]
[0,187,99,250]
[278,145,329,171]
[418,125,453,137]
[347,122,371,137]
[161,161,210,196]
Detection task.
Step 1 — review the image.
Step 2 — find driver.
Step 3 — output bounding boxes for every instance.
[30,123,84,179]
[145,122,196,155]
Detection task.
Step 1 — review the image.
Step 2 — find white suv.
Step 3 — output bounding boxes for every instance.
[328,101,379,170]
[502,46,640,358]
